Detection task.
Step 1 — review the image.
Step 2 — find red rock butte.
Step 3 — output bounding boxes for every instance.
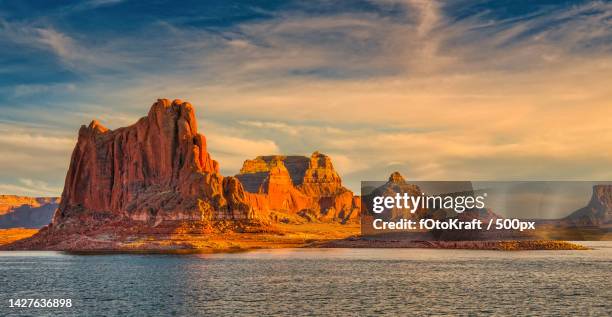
[12,99,361,248]
[236,152,360,223]
[54,98,254,228]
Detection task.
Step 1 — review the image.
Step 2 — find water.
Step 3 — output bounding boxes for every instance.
[1,242,611,316]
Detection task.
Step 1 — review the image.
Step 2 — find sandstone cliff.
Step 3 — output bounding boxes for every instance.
[236,152,360,223]
[21,99,261,247]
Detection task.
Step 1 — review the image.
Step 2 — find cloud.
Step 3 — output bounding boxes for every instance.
[35,28,79,60]
[1,20,79,61]
[408,0,441,36]
[0,179,62,197]
[238,120,300,136]
[0,123,74,196]
[12,83,77,97]
[101,1,612,190]
[324,153,369,175]
[73,0,125,11]
[1,1,611,195]
[0,133,74,152]
[0,18,142,76]
[206,133,280,174]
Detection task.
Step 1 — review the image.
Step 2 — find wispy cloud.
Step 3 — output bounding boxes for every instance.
[0,1,611,195]
[72,0,125,11]
[238,120,300,136]
[0,179,61,197]
[206,132,280,174]
[0,132,74,152]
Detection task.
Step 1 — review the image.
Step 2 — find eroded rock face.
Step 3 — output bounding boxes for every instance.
[53,99,254,230]
[236,152,360,223]
[300,152,344,197]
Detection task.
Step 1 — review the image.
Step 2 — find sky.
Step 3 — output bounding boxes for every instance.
[0,0,611,197]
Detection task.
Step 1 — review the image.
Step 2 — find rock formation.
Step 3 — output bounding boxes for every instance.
[4,99,363,250]
[362,172,425,220]
[0,195,59,228]
[566,185,612,226]
[361,172,509,240]
[236,152,360,223]
[35,99,259,240]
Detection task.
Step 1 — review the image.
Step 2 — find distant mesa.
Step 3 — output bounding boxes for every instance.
[362,172,507,240]
[364,171,425,221]
[566,185,612,226]
[363,173,611,240]
[387,171,406,184]
[0,195,59,229]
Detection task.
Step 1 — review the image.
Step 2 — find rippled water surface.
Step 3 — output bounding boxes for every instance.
[1,242,611,316]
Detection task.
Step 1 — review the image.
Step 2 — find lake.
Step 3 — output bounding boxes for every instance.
[1,242,611,316]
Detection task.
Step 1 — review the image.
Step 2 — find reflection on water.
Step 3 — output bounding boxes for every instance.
[1,243,611,316]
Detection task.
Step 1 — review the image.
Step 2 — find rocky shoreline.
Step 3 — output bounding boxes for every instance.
[0,227,589,252]
[314,238,589,251]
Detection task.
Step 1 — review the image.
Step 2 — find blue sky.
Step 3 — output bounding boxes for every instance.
[1,0,611,196]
